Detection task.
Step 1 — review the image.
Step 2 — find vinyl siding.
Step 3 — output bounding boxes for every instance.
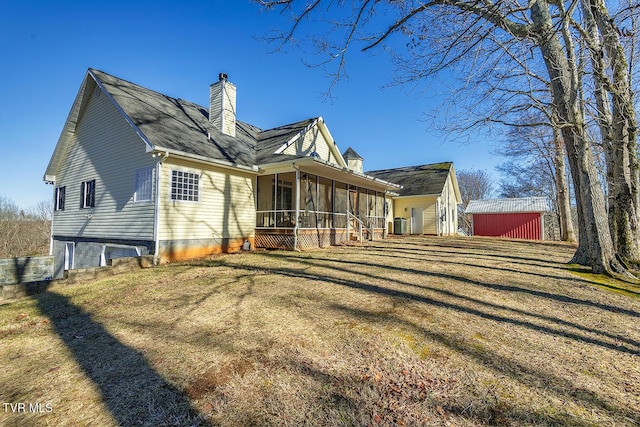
[158,157,255,241]
[209,81,237,137]
[52,86,156,240]
[439,174,459,235]
[392,196,438,234]
[283,126,335,164]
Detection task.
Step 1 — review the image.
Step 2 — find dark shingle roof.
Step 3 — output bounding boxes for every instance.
[366,162,453,196]
[342,147,363,160]
[255,118,317,164]
[90,69,317,168]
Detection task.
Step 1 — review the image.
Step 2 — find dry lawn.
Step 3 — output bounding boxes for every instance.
[1,236,639,426]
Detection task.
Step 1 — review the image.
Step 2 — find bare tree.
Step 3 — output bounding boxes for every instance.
[496,116,577,241]
[457,169,493,235]
[577,0,640,266]
[0,195,51,258]
[255,0,636,277]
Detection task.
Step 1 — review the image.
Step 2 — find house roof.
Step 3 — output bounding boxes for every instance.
[91,69,259,168]
[256,118,318,164]
[465,197,549,214]
[366,162,460,201]
[46,69,359,181]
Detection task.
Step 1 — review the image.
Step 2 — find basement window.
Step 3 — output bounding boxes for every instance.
[99,244,141,266]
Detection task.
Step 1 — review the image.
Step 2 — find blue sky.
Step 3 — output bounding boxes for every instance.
[0,0,502,209]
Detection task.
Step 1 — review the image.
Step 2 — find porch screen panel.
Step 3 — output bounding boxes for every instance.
[276,172,295,227]
[300,174,318,228]
[358,188,367,219]
[334,182,347,228]
[375,192,385,228]
[318,177,333,228]
[257,175,274,227]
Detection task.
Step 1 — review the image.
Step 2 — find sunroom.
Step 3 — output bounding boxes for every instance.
[254,158,400,250]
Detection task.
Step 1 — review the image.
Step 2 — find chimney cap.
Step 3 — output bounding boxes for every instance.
[218,72,228,82]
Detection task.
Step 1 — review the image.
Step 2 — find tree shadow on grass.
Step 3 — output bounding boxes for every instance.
[324,302,634,426]
[35,291,208,426]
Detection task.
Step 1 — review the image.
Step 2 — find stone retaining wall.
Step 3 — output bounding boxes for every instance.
[0,256,54,300]
[0,255,155,300]
[0,256,54,285]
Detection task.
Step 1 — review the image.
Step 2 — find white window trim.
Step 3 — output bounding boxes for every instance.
[64,242,75,270]
[99,244,141,267]
[81,179,96,209]
[169,168,201,203]
[55,186,66,211]
[134,166,154,203]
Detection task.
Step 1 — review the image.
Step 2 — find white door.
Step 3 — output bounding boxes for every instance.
[64,242,75,270]
[411,208,424,234]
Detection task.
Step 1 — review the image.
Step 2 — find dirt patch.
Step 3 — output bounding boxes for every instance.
[185,358,255,399]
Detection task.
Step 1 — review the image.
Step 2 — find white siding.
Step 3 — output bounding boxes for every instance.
[283,126,337,165]
[158,157,255,241]
[209,80,236,137]
[440,174,459,235]
[52,87,156,240]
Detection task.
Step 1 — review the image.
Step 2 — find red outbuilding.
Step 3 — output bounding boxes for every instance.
[464,197,548,240]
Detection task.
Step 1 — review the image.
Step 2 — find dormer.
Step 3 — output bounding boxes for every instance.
[343,147,364,173]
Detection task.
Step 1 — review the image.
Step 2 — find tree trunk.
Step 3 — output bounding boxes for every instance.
[531,0,622,274]
[553,127,576,242]
[585,0,640,265]
[584,0,640,266]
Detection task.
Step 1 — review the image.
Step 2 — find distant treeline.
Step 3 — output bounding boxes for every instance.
[0,196,51,258]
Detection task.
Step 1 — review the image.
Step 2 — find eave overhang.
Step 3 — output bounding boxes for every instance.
[259,156,401,192]
[151,147,260,174]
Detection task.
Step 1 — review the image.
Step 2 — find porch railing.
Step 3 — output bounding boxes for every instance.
[256,210,384,234]
[256,210,349,229]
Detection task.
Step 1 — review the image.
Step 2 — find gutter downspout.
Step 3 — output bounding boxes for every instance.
[153,151,169,263]
[49,183,55,256]
[294,165,300,251]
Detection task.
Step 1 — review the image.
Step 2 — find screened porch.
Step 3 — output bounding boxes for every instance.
[255,170,388,250]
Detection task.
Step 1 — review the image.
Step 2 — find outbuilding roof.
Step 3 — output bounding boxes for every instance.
[366,162,460,201]
[465,197,549,214]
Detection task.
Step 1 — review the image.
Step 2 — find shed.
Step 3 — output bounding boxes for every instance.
[465,197,548,240]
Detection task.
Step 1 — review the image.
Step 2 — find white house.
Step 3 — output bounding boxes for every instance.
[44,69,400,278]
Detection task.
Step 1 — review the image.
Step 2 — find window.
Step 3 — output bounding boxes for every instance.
[55,186,66,211]
[134,167,153,202]
[171,170,199,202]
[81,180,96,208]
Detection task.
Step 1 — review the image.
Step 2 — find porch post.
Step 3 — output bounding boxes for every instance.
[273,173,278,228]
[346,185,350,238]
[294,168,300,251]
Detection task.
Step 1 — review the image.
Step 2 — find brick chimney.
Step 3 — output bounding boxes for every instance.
[209,73,236,137]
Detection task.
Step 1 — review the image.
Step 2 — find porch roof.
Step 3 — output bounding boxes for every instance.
[259,156,401,193]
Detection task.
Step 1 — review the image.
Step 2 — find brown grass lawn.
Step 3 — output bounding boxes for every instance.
[1,236,639,426]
